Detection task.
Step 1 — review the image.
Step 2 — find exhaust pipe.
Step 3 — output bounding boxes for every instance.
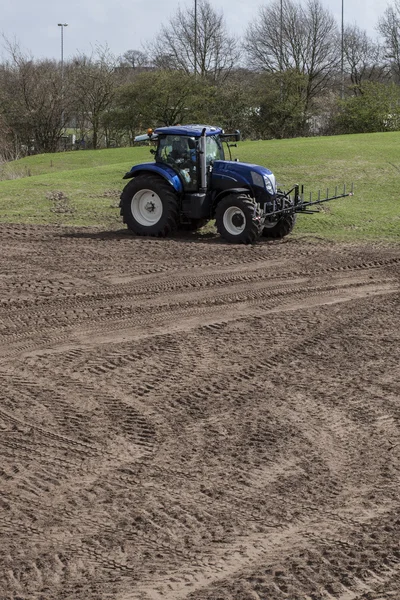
[199,127,207,192]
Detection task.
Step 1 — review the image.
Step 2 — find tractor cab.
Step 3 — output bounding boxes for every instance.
[153,128,225,192]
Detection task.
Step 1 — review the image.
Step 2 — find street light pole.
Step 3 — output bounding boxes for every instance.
[280,0,283,71]
[58,23,68,130]
[194,0,197,75]
[58,23,68,81]
[279,0,283,100]
[341,0,344,99]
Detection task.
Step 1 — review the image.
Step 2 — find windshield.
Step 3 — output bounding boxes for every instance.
[206,135,224,163]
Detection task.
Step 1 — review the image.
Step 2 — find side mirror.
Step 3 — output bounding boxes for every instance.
[220,130,241,142]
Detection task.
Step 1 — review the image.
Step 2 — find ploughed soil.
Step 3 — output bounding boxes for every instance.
[1,223,400,600]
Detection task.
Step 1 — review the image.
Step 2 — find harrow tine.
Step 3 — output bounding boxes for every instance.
[264,182,354,218]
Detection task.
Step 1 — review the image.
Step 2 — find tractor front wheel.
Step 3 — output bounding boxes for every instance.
[216,194,262,244]
[262,213,297,239]
[120,175,179,237]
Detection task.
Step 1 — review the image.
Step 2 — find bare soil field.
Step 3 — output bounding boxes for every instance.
[1,223,400,600]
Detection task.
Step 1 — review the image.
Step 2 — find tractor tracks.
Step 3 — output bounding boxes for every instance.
[1,224,400,600]
[0,253,398,361]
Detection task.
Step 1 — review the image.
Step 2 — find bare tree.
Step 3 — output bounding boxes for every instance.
[0,113,19,161]
[343,25,389,93]
[0,37,70,154]
[378,0,400,82]
[147,0,240,82]
[119,50,150,70]
[69,46,122,149]
[245,0,340,111]
[112,70,203,130]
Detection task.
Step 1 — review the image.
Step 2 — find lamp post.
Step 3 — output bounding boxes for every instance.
[279,0,283,100]
[280,0,283,71]
[58,23,68,129]
[341,0,344,98]
[58,23,68,81]
[194,0,197,75]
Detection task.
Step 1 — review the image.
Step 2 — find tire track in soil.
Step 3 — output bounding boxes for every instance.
[0,270,397,360]
[117,504,400,600]
[1,253,399,310]
[1,224,400,600]
[4,294,398,596]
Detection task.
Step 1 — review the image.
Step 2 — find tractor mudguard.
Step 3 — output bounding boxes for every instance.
[123,163,183,194]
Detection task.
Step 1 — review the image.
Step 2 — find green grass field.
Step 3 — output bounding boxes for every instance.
[1,132,399,241]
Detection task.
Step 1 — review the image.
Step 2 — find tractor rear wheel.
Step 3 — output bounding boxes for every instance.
[262,213,297,239]
[120,175,179,237]
[216,194,262,244]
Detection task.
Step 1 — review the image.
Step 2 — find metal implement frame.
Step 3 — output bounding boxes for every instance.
[263,183,354,218]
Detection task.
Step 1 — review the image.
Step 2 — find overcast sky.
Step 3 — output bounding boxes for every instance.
[0,0,387,62]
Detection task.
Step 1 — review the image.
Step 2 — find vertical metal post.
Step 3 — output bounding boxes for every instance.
[279,0,284,100]
[341,0,344,99]
[61,26,64,78]
[280,0,283,71]
[58,23,68,129]
[199,128,207,191]
[194,0,197,75]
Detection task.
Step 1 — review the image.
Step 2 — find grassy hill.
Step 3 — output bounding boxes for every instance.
[0,132,399,241]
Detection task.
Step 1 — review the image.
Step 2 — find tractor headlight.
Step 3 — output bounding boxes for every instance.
[251,171,264,188]
[251,171,276,194]
[263,174,276,195]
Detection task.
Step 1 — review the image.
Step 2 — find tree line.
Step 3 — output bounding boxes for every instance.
[1,0,400,159]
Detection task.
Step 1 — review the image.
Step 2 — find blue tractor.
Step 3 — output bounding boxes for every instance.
[119,125,351,244]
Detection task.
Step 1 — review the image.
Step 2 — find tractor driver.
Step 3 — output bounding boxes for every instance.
[167,136,197,187]
[169,137,191,162]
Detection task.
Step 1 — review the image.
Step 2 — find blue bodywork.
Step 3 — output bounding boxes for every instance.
[211,161,275,193]
[123,162,183,193]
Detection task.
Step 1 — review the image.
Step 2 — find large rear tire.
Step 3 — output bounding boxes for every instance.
[120,175,179,237]
[262,213,297,239]
[216,194,262,244]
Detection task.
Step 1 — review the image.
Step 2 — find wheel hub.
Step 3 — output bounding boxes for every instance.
[232,212,244,228]
[144,200,156,213]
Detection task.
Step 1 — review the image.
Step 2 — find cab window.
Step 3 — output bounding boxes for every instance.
[206,135,224,164]
[156,135,195,164]
[156,135,198,190]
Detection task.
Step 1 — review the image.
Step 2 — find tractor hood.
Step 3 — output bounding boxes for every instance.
[211,160,277,195]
